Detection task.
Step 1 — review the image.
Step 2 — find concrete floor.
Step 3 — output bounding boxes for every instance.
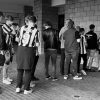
[0,53,100,100]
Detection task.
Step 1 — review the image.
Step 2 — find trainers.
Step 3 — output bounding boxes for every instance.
[52,77,58,81]
[64,75,68,80]
[73,75,82,80]
[81,70,87,75]
[24,89,33,94]
[45,76,51,80]
[16,88,21,93]
[30,83,35,88]
[7,77,13,82]
[3,79,11,85]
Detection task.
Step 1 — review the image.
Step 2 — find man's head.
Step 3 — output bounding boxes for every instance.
[0,11,3,22]
[89,24,95,31]
[5,15,14,26]
[80,28,85,35]
[67,19,74,29]
[43,21,52,29]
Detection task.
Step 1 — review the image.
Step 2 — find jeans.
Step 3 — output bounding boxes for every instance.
[45,49,57,78]
[65,50,79,76]
[3,64,9,80]
[87,49,96,69]
[17,69,31,90]
[60,48,65,75]
[77,54,87,73]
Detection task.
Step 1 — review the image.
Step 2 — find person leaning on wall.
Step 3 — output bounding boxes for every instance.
[59,19,69,76]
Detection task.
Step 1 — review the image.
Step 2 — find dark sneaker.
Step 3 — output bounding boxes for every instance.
[31,77,39,81]
[45,76,51,80]
[52,77,58,81]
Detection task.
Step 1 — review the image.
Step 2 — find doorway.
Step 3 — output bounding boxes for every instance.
[58,14,65,54]
[58,14,65,32]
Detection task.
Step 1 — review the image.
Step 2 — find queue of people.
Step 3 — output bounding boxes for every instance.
[0,10,99,95]
[59,19,98,81]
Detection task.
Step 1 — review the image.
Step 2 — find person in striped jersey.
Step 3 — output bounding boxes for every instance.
[77,28,87,75]
[16,15,40,94]
[2,15,15,85]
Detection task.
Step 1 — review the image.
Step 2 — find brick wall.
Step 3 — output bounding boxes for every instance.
[33,0,43,54]
[58,6,65,15]
[65,0,100,37]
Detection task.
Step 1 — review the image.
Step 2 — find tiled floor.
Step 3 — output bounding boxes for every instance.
[0,54,100,100]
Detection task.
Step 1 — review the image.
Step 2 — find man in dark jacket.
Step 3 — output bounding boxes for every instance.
[42,21,58,81]
[63,19,82,80]
[85,24,97,69]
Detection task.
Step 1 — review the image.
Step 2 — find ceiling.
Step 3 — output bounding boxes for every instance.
[0,0,34,6]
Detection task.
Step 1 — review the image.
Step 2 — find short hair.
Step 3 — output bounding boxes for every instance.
[89,24,95,29]
[5,15,14,21]
[0,11,3,17]
[25,15,37,23]
[68,19,74,28]
[80,28,85,32]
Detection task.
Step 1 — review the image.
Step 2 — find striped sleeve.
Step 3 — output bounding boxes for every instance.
[2,24,12,34]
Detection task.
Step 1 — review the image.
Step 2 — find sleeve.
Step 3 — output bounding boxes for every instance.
[59,28,63,39]
[42,30,47,42]
[59,27,65,40]
[2,24,11,34]
[75,31,80,43]
[35,30,40,47]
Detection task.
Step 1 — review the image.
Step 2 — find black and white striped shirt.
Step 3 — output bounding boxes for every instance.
[80,35,87,54]
[19,25,39,47]
[2,24,13,46]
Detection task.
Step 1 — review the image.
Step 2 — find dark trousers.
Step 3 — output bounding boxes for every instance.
[60,48,65,75]
[45,49,57,78]
[65,50,79,76]
[17,69,31,90]
[31,55,39,79]
[77,54,87,73]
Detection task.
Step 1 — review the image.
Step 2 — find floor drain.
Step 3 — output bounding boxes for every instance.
[74,95,81,99]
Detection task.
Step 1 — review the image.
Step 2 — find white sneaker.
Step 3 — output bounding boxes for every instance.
[64,75,68,80]
[16,88,21,93]
[24,89,33,94]
[73,75,82,80]
[3,79,11,85]
[7,77,13,82]
[81,70,87,75]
